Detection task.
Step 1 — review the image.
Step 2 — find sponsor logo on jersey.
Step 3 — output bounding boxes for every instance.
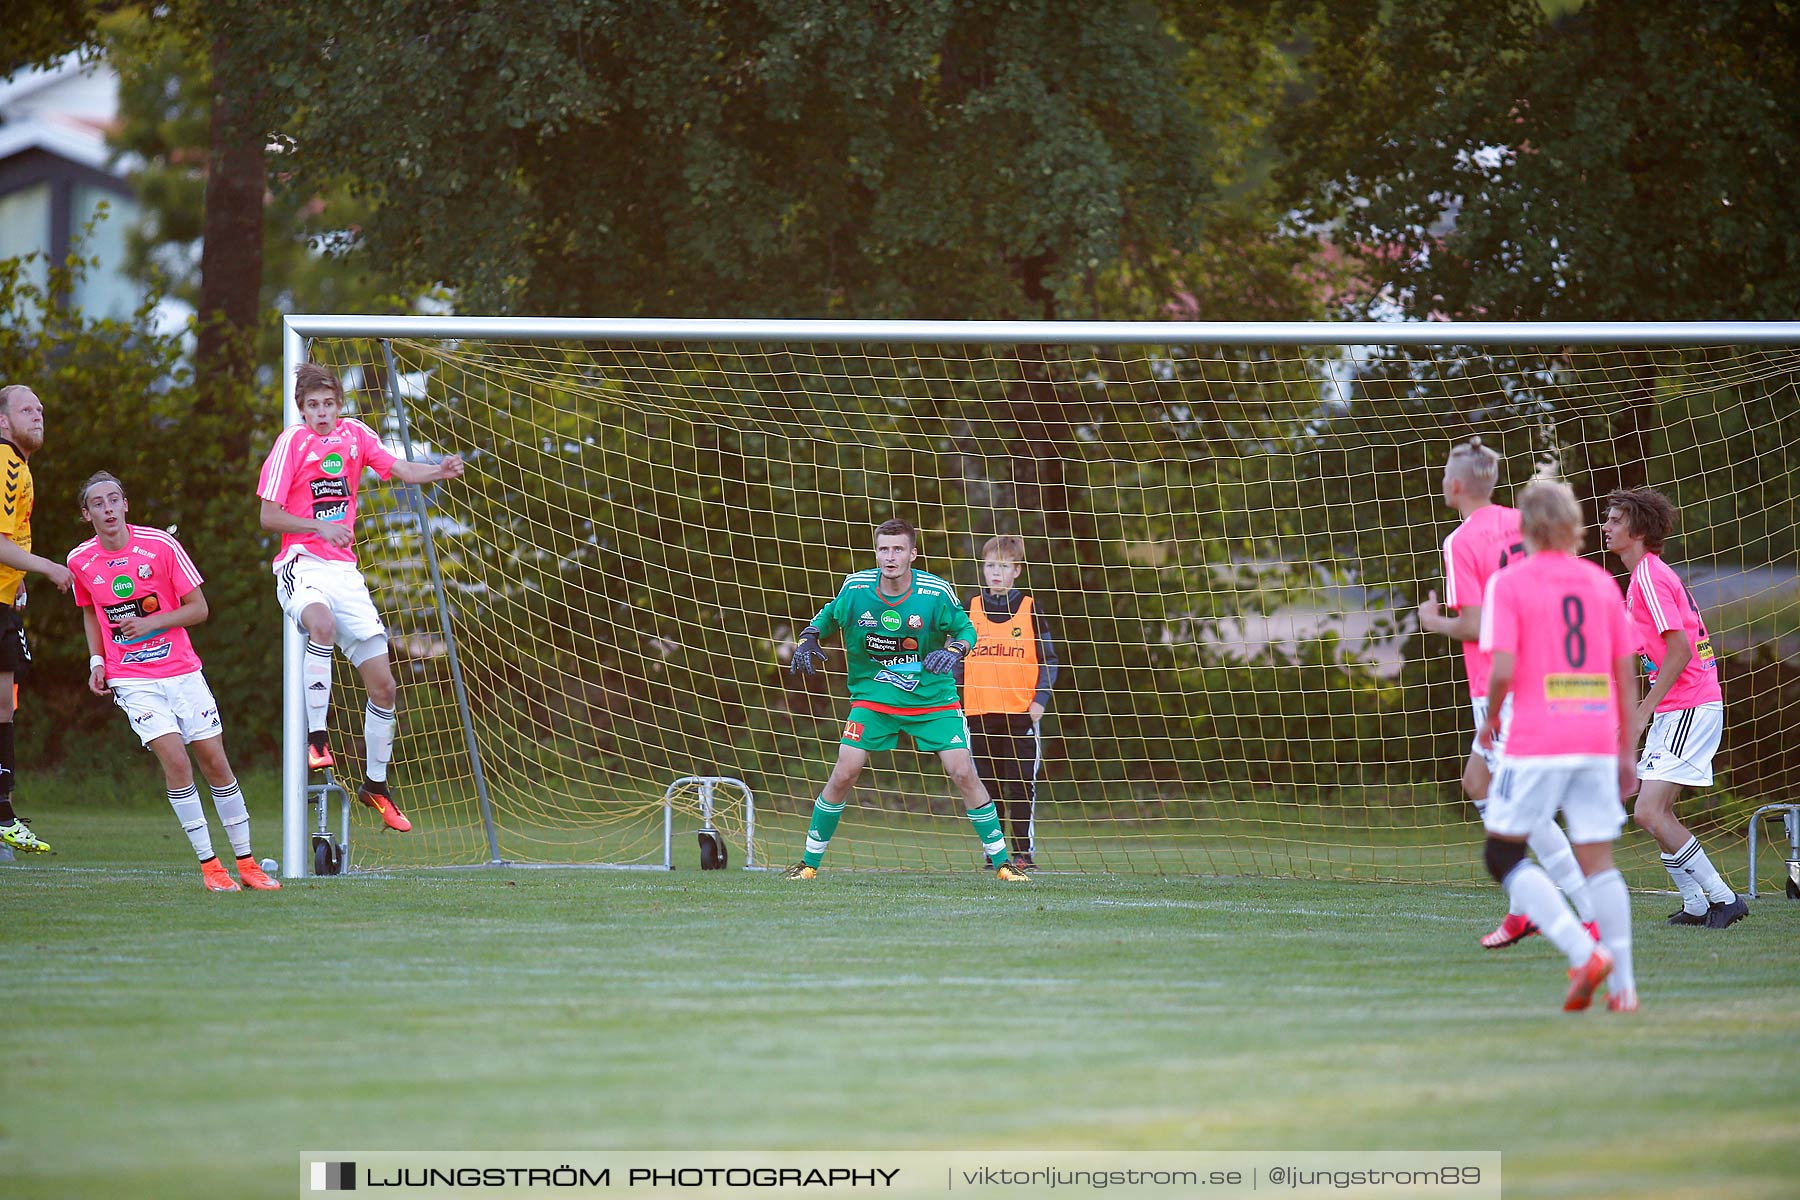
[310,477,349,501]
[91,574,105,586]
[970,643,1027,659]
[880,610,902,632]
[321,452,345,476]
[122,642,173,666]
[843,719,864,742]
[906,614,923,630]
[110,575,134,598]
[137,564,152,580]
[902,638,918,650]
[106,557,129,568]
[1544,672,1610,713]
[313,500,349,523]
[865,634,902,653]
[856,611,877,628]
[873,667,921,692]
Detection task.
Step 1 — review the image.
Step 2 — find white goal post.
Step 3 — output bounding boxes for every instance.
[278,317,1800,879]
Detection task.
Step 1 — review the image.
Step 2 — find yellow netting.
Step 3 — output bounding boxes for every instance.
[296,336,1800,885]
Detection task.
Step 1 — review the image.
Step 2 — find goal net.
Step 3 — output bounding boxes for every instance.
[284,320,1800,885]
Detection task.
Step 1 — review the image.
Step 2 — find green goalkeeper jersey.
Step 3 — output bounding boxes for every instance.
[811,568,978,710]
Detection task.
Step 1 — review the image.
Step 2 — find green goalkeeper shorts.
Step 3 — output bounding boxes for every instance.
[841,705,971,753]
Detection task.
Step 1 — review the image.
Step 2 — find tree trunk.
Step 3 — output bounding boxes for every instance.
[195,28,264,463]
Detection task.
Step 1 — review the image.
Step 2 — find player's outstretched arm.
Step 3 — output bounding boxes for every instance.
[391,455,464,485]
[0,534,71,592]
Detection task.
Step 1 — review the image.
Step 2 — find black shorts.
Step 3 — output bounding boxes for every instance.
[0,604,29,676]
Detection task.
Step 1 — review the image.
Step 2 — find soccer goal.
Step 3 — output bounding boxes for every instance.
[278,317,1800,882]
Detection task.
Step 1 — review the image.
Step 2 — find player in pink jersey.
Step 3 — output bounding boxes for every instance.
[1418,439,1592,949]
[257,363,464,834]
[1603,487,1745,929]
[1478,479,1643,1012]
[69,473,277,891]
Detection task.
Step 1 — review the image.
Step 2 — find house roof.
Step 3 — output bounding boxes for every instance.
[0,51,119,175]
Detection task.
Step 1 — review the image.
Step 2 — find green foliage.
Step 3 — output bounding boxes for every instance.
[1,1,104,76]
[1277,0,1800,320]
[258,0,1292,318]
[102,5,422,370]
[0,248,282,761]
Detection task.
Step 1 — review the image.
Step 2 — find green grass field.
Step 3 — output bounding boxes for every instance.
[4,779,1797,1200]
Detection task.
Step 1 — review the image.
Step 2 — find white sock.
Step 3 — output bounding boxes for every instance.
[209,779,251,858]
[304,641,334,735]
[1661,848,1710,915]
[1587,868,1635,996]
[1671,836,1736,904]
[168,784,213,860]
[364,702,395,783]
[1504,862,1591,967]
[1529,821,1593,921]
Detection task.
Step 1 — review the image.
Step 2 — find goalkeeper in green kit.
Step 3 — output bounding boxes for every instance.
[785,519,1031,882]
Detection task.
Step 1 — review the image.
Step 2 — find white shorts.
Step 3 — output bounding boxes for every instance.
[1639,701,1723,788]
[111,670,223,747]
[275,555,388,666]
[1469,694,1515,774]
[1485,754,1626,845]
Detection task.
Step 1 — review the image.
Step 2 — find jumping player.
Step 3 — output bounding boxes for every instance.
[256,363,464,834]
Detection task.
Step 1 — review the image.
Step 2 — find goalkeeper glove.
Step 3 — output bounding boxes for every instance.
[922,639,971,675]
[789,627,828,675]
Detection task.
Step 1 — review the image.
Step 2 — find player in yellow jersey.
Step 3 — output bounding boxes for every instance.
[0,385,73,854]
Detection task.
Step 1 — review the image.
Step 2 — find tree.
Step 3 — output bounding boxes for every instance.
[260,0,1296,320]
[0,247,287,761]
[104,6,417,379]
[1276,0,1800,323]
[2,2,108,76]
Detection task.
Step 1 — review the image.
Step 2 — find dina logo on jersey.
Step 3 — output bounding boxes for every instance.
[880,610,903,632]
[320,452,345,476]
[110,575,134,599]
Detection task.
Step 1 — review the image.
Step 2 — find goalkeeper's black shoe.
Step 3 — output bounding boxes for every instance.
[783,863,818,881]
[994,861,1032,883]
[1666,907,1709,926]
